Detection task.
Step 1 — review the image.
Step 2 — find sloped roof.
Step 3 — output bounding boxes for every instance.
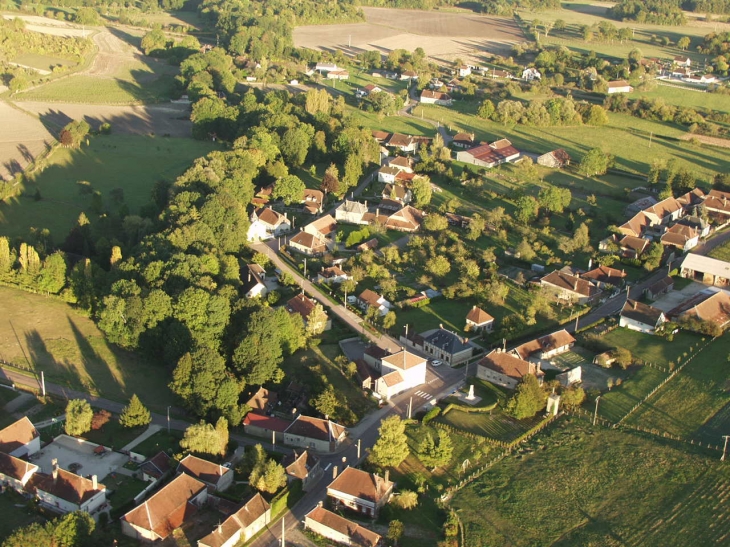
[671,290,730,327]
[383,183,409,200]
[198,493,270,547]
[307,214,337,236]
[305,506,381,547]
[389,156,412,169]
[386,205,424,231]
[661,223,699,247]
[423,328,471,355]
[621,299,665,327]
[140,451,173,480]
[380,370,404,387]
[0,451,38,481]
[420,90,451,101]
[619,211,653,238]
[255,207,286,227]
[243,412,291,432]
[466,305,494,325]
[620,235,650,253]
[478,350,537,381]
[680,253,730,279]
[372,130,391,142]
[320,266,347,279]
[286,293,318,321]
[512,329,576,360]
[328,467,393,504]
[285,415,346,442]
[541,271,600,298]
[337,200,367,214]
[453,132,474,144]
[381,349,426,371]
[359,289,383,307]
[646,276,674,295]
[607,80,631,88]
[581,265,627,285]
[282,450,319,480]
[0,417,38,454]
[245,387,278,413]
[29,468,105,505]
[289,231,328,252]
[177,455,231,486]
[303,189,324,204]
[387,133,413,147]
[549,148,571,164]
[460,142,519,165]
[703,189,730,214]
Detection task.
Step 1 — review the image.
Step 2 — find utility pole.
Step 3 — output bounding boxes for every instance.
[167,406,171,434]
[281,516,285,546]
[649,131,653,148]
[408,397,413,419]
[357,438,361,460]
[304,258,307,278]
[593,395,601,426]
[41,371,46,398]
[722,435,730,461]
[272,430,276,447]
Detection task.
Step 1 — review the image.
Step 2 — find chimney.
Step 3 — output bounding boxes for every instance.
[574,279,579,291]
[218,523,223,535]
[472,305,476,310]
[332,465,338,479]
[384,470,390,484]
[52,458,58,480]
[439,323,443,330]
[365,200,368,208]
[92,475,98,490]
[633,300,637,309]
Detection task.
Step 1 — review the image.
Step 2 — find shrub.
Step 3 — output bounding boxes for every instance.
[422,406,441,425]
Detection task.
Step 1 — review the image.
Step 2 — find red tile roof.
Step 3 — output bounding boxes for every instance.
[29,468,105,506]
[541,271,600,298]
[305,506,381,547]
[0,417,38,454]
[479,350,539,381]
[328,467,393,504]
[282,450,319,480]
[285,415,346,442]
[0,451,37,481]
[177,455,231,486]
[198,493,270,547]
[286,293,318,321]
[466,305,494,325]
[512,329,576,360]
[243,413,292,432]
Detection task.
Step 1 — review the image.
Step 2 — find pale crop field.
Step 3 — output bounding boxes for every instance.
[0,101,55,181]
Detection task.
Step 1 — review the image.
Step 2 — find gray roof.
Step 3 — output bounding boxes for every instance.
[423,328,471,355]
[337,200,368,214]
[681,254,730,279]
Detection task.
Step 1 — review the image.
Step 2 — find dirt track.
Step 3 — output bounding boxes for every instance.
[0,102,54,181]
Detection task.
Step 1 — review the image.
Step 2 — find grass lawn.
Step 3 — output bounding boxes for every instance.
[437,407,545,443]
[346,107,435,136]
[601,328,704,367]
[0,134,219,241]
[132,429,183,458]
[106,474,148,508]
[0,490,43,539]
[708,239,730,262]
[625,334,730,440]
[442,379,506,408]
[12,53,73,72]
[81,419,148,450]
[452,418,730,547]
[0,286,177,414]
[596,365,667,422]
[0,387,21,407]
[634,85,730,115]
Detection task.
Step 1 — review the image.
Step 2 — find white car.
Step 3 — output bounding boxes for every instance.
[431,359,443,367]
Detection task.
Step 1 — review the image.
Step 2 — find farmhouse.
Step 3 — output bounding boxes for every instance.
[245,387,278,416]
[382,183,412,206]
[581,265,627,289]
[248,207,290,241]
[702,189,730,220]
[465,305,495,333]
[197,493,271,547]
[457,65,472,77]
[420,90,453,106]
[540,270,601,304]
[455,139,520,168]
[386,133,418,153]
[660,223,700,251]
[304,505,382,547]
[315,62,338,72]
[335,200,369,225]
[511,329,576,361]
[402,327,472,366]
[669,288,730,329]
[242,263,268,299]
[121,473,207,542]
[286,293,331,331]
[327,70,349,80]
[288,231,329,256]
[537,149,570,168]
[673,55,691,67]
[625,196,658,217]
[363,84,383,95]
[384,205,424,232]
[644,276,674,300]
[327,467,394,517]
[0,452,38,494]
[242,413,291,443]
[0,417,40,458]
[302,189,324,214]
[358,289,391,316]
[29,460,107,516]
[452,132,475,148]
[620,299,667,334]
[619,235,650,258]
[522,67,541,80]
[282,450,322,491]
[400,70,418,80]
[283,415,346,453]
[607,80,633,94]
[679,254,730,286]
[176,454,233,492]
[477,349,544,390]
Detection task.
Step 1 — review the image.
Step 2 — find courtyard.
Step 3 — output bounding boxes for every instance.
[31,434,127,481]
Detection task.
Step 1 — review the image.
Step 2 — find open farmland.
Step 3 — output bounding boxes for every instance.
[1,13,90,37]
[0,101,55,181]
[294,7,524,63]
[453,419,730,547]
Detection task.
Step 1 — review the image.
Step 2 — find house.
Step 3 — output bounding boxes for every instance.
[242,263,268,299]
[317,266,352,284]
[511,329,576,362]
[336,200,369,225]
[660,223,700,252]
[388,156,413,172]
[303,210,337,240]
[286,293,331,331]
[446,78,462,92]
[457,65,471,77]
[382,183,412,205]
[670,289,730,329]
[248,207,291,241]
[371,130,391,144]
[363,344,390,369]
[400,70,418,80]
[282,450,322,491]
[302,189,324,214]
[484,68,512,79]
[581,265,627,289]
[452,132,475,149]
[406,327,473,366]
[420,90,453,106]
[386,133,418,154]
[327,70,350,80]
[288,231,329,256]
[455,139,520,168]
[315,62,338,72]
[242,413,291,443]
[476,349,544,389]
[283,415,346,453]
[644,276,674,300]
[625,196,658,217]
[671,66,692,78]
[358,289,391,316]
[540,270,601,305]
[177,454,234,492]
[29,460,106,515]
[140,452,173,483]
[245,387,278,415]
[556,366,582,387]
[373,349,427,400]
[522,67,541,80]
[620,299,667,334]
[537,149,570,168]
[677,215,710,238]
[0,451,38,494]
[305,505,382,547]
[121,473,207,542]
[702,189,730,220]
[327,467,394,517]
[197,493,271,547]
[363,84,383,95]
[0,417,40,458]
[357,238,379,252]
[377,166,401,184]
[606,80,633,94]
[679,254,730,287]
[385,205,425,232]
[618,211,653,238]
[465,305,495,333]
[619,235,650,258]
[673,55,691,67]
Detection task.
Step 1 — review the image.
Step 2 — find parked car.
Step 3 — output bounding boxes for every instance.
[431,359,443,367]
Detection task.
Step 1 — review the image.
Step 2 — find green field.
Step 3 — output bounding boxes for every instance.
[601,328,704,366]
[81,418,148,450]
[0,490,42,539]
[0,134,218,240]
[708,239,730,262]
[596,365,667,422]
[626,335,730,440]
[132,429,183,457]
[0,285,177,413]
[453,419,730,546]
[635,85,730,115]
[347,107,435,136]
[12,53,73,72]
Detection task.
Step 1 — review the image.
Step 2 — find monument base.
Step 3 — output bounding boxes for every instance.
[452,391,482,406]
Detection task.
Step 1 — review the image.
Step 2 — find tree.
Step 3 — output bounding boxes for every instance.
[560,386,586,408]
[643,242,664,271]
[537,185,571,214]
[305,303,329,338]
[516,238,536,261]
[91,410,111,431]
[272,175,305,205]
[423,213,448,232]
[36,252,67,294]
[466,213,485,241]
[369,415,409,468]
[579,148,613,177]
[411,175,432,208]
[514,195,539,224]
[677,36,691,50]
[119,394,152,428]
[426,255,451,278]
[388,520,404,546]
[64,399,93,436]
[248,447,287,494]
[180,417,229,458]
[417,429,453,468]
[4,511,95,547]
[505,374,546,419]
[141,29,168,55]
[311,385,338,418]
[320,163,339,195]
[586,105,609,126]
[392,490,419,509]
[614,347,632,368]
[477,99,495,119]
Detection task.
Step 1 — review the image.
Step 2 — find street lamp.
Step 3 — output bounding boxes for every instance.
[593,396,601,426]
[167,406,171,434]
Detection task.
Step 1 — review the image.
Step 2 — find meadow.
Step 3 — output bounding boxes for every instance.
[453,418,730,547]
[0,134,218,241]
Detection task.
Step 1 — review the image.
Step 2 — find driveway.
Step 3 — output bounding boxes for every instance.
[650,281,708,313]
